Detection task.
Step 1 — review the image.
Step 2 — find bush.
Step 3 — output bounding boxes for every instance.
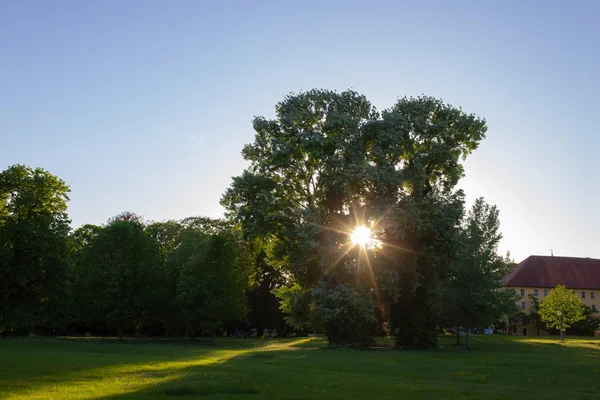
[273,284,314,333]
[312,282,376,349]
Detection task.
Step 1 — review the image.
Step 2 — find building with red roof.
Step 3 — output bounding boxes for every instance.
[503,255,600,336]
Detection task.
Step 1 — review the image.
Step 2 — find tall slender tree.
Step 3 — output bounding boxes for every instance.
[441,198,517,348]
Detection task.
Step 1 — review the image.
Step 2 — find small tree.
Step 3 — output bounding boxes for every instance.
[273,283,314,335]
[571,306,599,337]
[539,285,586,341]
[507,309,526,335]
[442,198,515,349]
[527,294,547,336]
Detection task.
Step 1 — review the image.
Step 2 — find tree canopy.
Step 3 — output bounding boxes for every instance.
[175,230,247,340]
[539,285,586,339]
[0,165,71,333]
[223,89,490,348]
[74,216,166,341]
[441,198,517,348]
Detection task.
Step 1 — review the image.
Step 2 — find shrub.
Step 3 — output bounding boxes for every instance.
[312,282,376,349]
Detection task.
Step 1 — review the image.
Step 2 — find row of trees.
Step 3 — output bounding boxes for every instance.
[0,165,255,340]
[2,90,528,348]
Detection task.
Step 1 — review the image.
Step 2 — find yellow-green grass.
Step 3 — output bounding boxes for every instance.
[1,335,599,399]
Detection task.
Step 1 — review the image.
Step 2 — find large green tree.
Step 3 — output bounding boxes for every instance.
[222,89,375,286]
[0,165,71,333]
[222,89,376,344]
[539,285,586,341]
[74,214,166,341]
[223,90,488,348]
[365,96,487,348]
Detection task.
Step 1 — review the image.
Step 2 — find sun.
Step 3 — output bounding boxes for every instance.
[350,226,372,247]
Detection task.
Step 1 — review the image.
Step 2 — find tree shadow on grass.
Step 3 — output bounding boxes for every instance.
[0,337,313,400]
[1,337,317,400]
[88,347,312,400]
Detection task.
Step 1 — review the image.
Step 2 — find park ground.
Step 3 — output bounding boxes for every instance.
[1,335,599,400]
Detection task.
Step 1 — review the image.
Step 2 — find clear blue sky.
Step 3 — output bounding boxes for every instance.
[2,0,599,262]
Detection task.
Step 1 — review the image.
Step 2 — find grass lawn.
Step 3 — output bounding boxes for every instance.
[1,335,599,400]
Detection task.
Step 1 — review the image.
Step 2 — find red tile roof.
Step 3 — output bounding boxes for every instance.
[503,255,600,290]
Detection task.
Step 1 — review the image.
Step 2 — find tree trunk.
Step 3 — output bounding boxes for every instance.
[117,326,123,342]
[210,333,216,346]
[455,326,461,345]
[465,327,471,349]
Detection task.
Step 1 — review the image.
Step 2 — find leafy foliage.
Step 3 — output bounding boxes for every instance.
[312,282,376,348]
[273,283,314,333]
[539,285,586,332]
[175,231,247,338]
[223,89,489,348]
[571,306,600,336]
[74,216,166,340]
[440,198,518,348]
[525,294,548,335]
[0,165,71,333]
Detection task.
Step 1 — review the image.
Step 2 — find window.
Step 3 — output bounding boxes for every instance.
[534,289,539,296]
[582,292,586,299]
[521,302,526,310]
[592,292,595,299]
[544,290,549,296]
[520,289,525,296]
[511,288,515,295]
[593,305,596,310]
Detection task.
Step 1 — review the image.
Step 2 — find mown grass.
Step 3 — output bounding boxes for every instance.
[1,335,599,399]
